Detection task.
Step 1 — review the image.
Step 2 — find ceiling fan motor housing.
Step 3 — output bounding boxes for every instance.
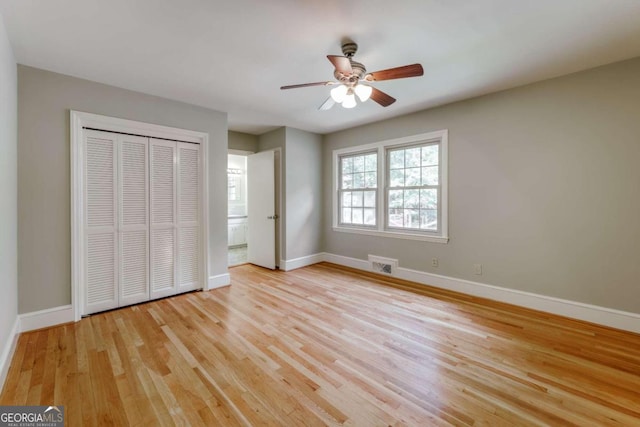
[334,60,367,84]
[341,42,358,58]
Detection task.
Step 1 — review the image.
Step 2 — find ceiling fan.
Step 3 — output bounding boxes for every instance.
[280,41,424,110]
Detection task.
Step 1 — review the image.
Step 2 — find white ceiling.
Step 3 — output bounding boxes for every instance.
[2,0,640,135]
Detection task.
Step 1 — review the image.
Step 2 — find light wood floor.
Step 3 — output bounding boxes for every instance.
[2,263,640,426]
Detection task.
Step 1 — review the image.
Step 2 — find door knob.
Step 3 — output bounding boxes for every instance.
[267,215,279,220]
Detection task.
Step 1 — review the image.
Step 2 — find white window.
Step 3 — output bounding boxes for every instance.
[387,142,440,232]
[338,151,377,227]
[333,130,448,243]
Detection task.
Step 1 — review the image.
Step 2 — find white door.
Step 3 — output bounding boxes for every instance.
[84,130,119,314]
[149,139,202,299]
[247,150,276,269]
[177,142,201,293]
[118,134,149,306]
[149,139,178,299]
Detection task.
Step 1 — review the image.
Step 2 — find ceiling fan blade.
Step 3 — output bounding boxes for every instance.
[365,64,424,81]
[327,55,353,75]
[318,97,336,111]
[370,87,396,107]
[280,81,334,90]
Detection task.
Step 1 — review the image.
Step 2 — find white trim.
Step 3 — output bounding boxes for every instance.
[207,273,231,290]
[280,253,325,271]
[20,305,74,332]
[332,129,449,242]
[321,253,640,334]
[0,317,20,391]
[71,110,210,321]
[323,252,369,270]
[71,111,205,143]
[228,149,254,155]
[332,226,449,243]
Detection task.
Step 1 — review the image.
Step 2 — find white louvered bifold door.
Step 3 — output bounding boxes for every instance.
[118,134,150,306]
[149,139,178,299]
[84,130,119,314]
[177,142,201,292]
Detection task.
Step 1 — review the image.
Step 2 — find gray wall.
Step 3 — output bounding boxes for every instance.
[323,57,640,314]
[0,14,18,362]
[258,128,286,261]
[18,66,228,314]
[257,127,323,263]
[229,131,258,152]
[285,127,323,260]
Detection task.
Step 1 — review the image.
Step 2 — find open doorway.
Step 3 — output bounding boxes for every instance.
[228,149,281,269]
[228,153,248,266]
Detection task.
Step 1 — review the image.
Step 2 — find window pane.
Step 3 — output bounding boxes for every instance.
[363,190,376,207]
[389,190,403,208]
[352,172,365,189]
[420,189,437,209]
[389,169,404,187]
[353,155,365,172]
[342,191,352,207]
[352,208,364,224]
[422,166,438,185]
[341,157,353,174]
[390,150,404,169]
[388,208,404,227]
[421,145,438,166]
[351,191,364,207]
[406,167,421,186]
[342,173,353,189]
[365,172,377,188]
[405,147,421,167]
[405,189,419,209]
[341,208,352,223]
[420,209,437,230]
[365,154,377,172]
[406,209,420,228]
[364,208,376,225]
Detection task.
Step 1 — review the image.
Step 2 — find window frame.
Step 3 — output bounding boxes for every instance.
[332,130,448,243]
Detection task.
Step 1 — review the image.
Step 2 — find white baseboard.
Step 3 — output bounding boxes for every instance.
[20,305,74,332]
[323,253,369,270]
[0,316,20,392]
[207,273,231,290]
[280,253,325,271]
[322,252,640,334]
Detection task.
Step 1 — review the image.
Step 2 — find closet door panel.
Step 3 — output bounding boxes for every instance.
[177,143,201,291]
[179,226,199,289]
[149,139,178,299]
[151,228,175,293]
[84,130,118,313]
[119,135,149,306]
[86,233,117,311]
[151,142,175,225]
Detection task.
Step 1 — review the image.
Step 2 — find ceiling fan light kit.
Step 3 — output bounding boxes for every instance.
[281,40,424,110]
[330,84,371,108]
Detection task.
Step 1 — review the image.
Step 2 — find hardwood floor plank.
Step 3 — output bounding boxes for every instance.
[2,262,640,425]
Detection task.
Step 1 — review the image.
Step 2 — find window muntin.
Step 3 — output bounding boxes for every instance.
[339,151,377,226]
[386,142,440,232]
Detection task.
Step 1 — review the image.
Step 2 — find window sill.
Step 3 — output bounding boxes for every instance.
[332,226,449,244]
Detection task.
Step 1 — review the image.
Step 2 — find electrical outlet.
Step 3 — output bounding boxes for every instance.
[432,258,439,267]
[474,263,482,275]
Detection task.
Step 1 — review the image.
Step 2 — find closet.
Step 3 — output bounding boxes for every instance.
[83,129,202,315]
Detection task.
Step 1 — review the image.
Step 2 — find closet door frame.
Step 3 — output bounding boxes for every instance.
[71,111,210,321]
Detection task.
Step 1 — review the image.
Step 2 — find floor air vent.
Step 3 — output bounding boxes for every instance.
[368,255,398,276]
